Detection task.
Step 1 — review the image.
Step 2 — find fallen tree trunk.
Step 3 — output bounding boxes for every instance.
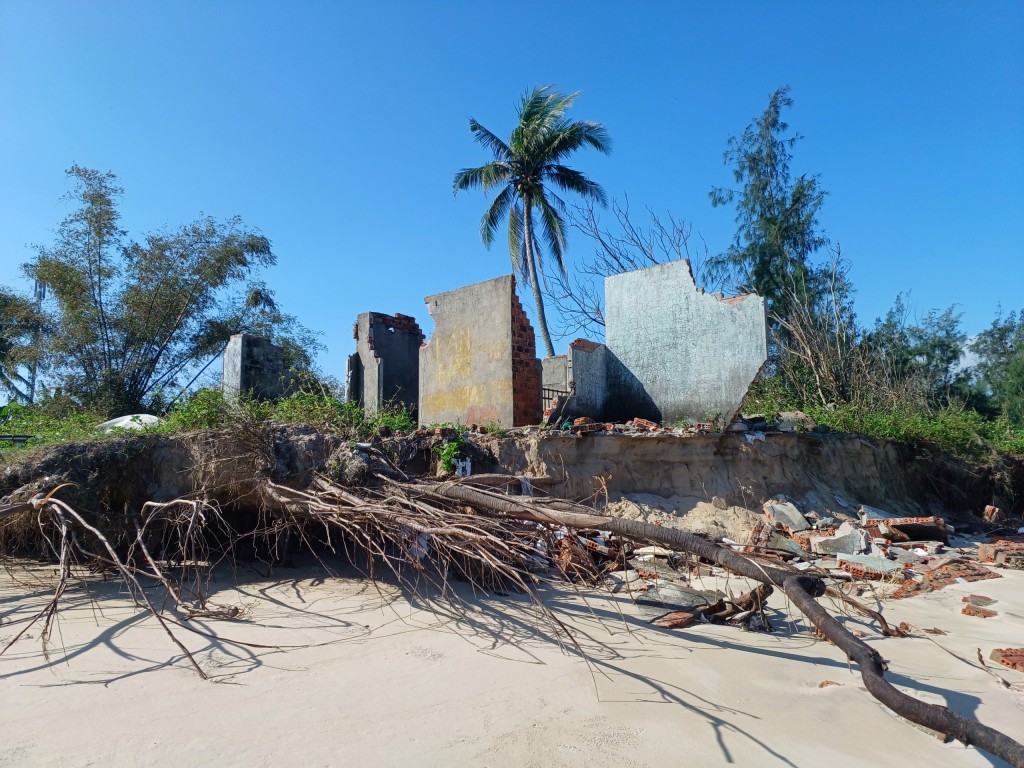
[407,476,1024,768]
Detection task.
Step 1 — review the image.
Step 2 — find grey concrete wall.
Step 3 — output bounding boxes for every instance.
[566,340,608,418]
[348,312,423,416]
[419,275,516,426]
[604,260,766,426]
[541,355,568,394]
[222,334,288,400]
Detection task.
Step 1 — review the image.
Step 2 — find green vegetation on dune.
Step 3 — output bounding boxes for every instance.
[0,382,416,460]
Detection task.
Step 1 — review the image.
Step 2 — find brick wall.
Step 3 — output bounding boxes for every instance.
[510,279,542,426]
[365,312,424,352]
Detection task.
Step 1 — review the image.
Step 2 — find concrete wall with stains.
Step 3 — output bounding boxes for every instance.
[419,275,541,427]
[604,260,766,426]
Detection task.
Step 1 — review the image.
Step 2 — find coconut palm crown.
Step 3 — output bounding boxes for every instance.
[453,86,611,357]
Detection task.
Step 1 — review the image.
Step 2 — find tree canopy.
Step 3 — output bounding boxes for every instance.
[709,86,829,319]
[0,287,43,404]
[454,85,611,357]
[13,166,320,416]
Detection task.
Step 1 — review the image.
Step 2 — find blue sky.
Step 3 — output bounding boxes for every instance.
[1,2,1021,387]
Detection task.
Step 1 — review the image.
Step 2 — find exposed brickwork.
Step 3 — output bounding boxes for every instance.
[979,535,1024,565]
[891,562,1002,599]
[570,338,601,352]
[364,312,424,352]
[990,648,1024,672]
[962,604,998,618]
[510,279,541,426]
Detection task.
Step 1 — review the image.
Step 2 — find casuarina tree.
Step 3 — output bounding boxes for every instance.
[454,86,610,357]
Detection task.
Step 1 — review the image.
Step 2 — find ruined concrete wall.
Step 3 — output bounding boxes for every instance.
[347,312,423,416]
[566,339,608,418]
[604,260,766,426]
[419,275,541,428]
[541,355,568,394]
[222,334,288,400]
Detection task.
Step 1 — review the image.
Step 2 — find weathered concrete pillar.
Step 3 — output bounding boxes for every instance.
[222,334,289,401]
[347,312,424,417]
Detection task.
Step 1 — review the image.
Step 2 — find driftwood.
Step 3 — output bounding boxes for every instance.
[408,476,1024,768]
[2,469,1023,766]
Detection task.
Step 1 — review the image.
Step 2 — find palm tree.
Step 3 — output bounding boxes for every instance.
[454,86,610,357]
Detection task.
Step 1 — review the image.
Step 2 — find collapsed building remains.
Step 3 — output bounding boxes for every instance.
[346,312,424,417]
[222,259,768,428]
[418,275,542,427]
[222,333,290,401]
[544,260,767,426]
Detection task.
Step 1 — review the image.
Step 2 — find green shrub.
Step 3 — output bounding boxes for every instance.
[0,399,108,453]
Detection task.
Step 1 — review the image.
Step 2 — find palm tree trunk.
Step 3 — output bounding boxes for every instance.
[522,202,556,357]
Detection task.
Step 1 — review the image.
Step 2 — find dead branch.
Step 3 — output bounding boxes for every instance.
[406,476,1024,767]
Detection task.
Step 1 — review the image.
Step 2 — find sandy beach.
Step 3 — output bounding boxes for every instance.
[3,557,1022,768]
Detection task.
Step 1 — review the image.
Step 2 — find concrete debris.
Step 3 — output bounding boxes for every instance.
[962,604,998,618]
[810,521,870,556]
[636,583,722,614]
[836,553,905,580]
[979,535,1024,566]
[763,500,810,533]
[892,562,1002,599]
[867,516,950,544]
[859,504,900,521]
[983,504,1005,524]
[963,594,997,607]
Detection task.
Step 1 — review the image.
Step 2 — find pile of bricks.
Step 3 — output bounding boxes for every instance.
[861,516,948,543]
[962,604,998,618]
[509,283,542,427]
[571,417,604,434]
[978,535,1024,566]
[790,527,838,552]
[838,558,904,581]
[989,648,1024,672]
[891,562,1001,599]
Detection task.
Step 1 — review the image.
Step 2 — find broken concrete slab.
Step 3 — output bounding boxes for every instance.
[859,504,900,521]
[870,516,949,544]
[962,604,998,618]
[635,582,722,615]
[811,522,870,556]
[979,535,1024,566]
[763,500,810,533]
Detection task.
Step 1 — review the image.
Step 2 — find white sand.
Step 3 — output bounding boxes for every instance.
[2,562,1023,767]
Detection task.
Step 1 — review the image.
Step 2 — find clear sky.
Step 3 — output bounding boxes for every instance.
[1,2,1021,387]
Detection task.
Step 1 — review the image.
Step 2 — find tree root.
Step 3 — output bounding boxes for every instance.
[405,476,1024,767]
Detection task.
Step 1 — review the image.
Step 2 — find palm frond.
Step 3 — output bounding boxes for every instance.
[546,165,607,206]
[543,121,612,163]
[535,195,568,277]
[507,204,526,277]
[453,162,512,194]
[468,119,512,160]
[480,185,515,247]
